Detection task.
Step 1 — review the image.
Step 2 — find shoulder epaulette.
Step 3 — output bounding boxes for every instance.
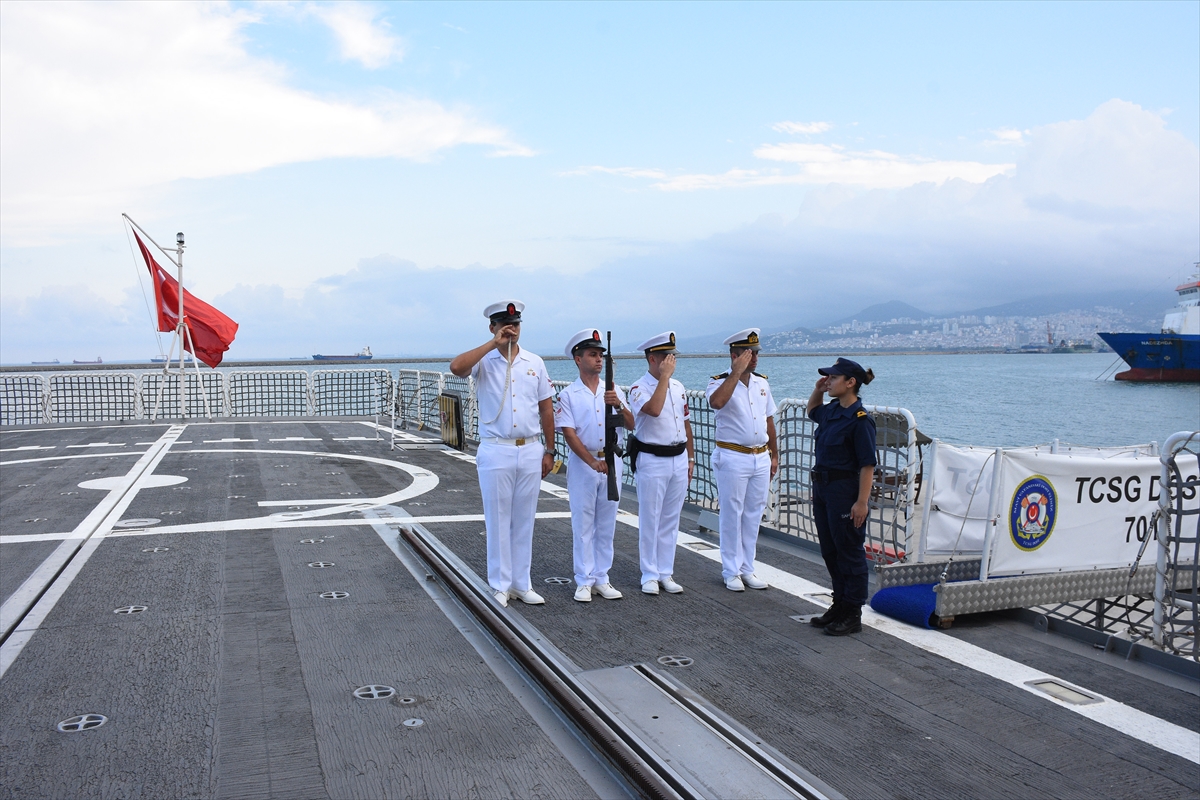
[712,372,729,380]
[856,410,867,418]
[752,371,768,379]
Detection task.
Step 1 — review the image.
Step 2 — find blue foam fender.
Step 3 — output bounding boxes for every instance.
[870,583,937,629]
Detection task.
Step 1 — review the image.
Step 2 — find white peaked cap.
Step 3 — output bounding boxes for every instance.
[565,328,605,358]
[723,328,762,350]
[483,300,525,319]
[637,331,677,353]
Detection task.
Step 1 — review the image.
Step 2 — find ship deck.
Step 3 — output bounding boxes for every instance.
[1,418,1197,799]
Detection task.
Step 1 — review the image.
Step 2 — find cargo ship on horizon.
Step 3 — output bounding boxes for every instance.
[1098,266,1199,382]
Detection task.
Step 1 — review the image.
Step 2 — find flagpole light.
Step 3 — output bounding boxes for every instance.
[176,232,185,247]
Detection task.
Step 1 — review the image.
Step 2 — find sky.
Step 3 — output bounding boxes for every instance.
[1,0,1197,361]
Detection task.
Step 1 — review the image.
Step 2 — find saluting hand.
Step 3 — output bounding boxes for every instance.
[732,349,753,375]
[659,353,676,380]
[814,376,830,393]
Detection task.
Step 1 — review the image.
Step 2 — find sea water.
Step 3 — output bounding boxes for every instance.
[447,351,1196,449]
[34,352,1195,449]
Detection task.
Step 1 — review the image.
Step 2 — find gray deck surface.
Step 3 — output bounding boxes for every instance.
[1,419,1196,800]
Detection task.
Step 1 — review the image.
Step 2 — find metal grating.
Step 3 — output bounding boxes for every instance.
[0,375,47,425]
[226,370,309,416]
[312,369,393,416]
[140,370,225,418]
[48,373,138,423]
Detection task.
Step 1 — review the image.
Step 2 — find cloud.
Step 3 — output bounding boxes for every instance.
[772,121,832,135]
[0,1,530,244]
[985,127,1027,146]
[2,100,1195,362]
[308,2,403,69]
[571,144,1013,192]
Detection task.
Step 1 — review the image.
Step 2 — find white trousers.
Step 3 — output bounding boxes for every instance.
[636,452,688,584]
[712,448,771,580]
[567,455,621,587]
[476,441,542,593]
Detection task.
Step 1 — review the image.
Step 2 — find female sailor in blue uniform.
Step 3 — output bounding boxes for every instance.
[805,358,876,636]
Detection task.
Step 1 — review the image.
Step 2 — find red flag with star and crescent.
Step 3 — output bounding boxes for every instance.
[133,231,238,368]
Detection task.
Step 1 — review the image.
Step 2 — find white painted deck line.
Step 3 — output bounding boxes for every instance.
[2,452,145,466]
[268,437,322,442]
[202,438,258,443]
[0,446,56,452]
[65,442,126,448]
[659,528,1200,765]
[0,425,186,680]
[96,511,575,538]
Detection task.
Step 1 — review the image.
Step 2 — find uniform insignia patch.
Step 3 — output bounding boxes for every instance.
[856,410,867,417]
[1009,476,1057,551]
[712,372,729,380]
[527,368,537,377]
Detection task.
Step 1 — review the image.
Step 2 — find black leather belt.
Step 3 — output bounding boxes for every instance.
[626,436,687,474]
[812,467,858,482]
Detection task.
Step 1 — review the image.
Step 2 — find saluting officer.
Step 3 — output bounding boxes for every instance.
[627,332,695,596]
[450,301,556,608]
[806,357,877,635]
[555,329,635,603]
[706,329,778,592]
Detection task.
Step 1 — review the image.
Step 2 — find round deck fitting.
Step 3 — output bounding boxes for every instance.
[402,718,424,728]
[141,547,170,553]
[657,655,693,667]
[543,577,572,585]
[113,606,147,614]
[319,591,349,599]
[117,519,160,528]
[307,562,335,568]
[57,714,107,732]
[353,685,395,700]
[299,538,325,544]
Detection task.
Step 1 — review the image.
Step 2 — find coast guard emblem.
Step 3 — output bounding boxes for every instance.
[1009,475,1057,551]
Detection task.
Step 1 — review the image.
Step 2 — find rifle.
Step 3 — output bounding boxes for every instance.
[604,330,624,501]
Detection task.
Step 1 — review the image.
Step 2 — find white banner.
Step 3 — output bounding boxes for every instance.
[987,451,1199,577]
[922,444,998,556]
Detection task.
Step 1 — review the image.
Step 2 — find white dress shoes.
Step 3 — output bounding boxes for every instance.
[508,589,546,605]
[742,573,769,590]
[725,576,745,592]
[660,576,683,594]
[641,580,660,595]
[494,590,509,607]
[574,585,592,602]
[593,583,623,600]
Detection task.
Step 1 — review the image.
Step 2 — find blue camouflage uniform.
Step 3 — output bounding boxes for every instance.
[808,398,877,608]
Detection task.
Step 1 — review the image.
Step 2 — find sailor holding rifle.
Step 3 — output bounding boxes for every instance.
[627,332,695,596]
[555,329,635,602]
[450,301,556,608]
[706,329,778,592]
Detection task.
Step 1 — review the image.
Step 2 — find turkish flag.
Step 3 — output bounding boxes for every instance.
[134,231,238,368]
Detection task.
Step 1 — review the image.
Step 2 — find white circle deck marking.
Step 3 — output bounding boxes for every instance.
[79,475,186,490]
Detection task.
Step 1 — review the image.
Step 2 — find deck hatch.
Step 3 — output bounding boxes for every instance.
[1025,679,1102,705]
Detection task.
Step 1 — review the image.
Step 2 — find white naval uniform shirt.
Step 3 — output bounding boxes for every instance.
[472,347,553,440]
[554,379,628,457]
[705,372,777,447]
[628,372,689,445]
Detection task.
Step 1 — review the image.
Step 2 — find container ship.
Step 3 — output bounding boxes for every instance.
[1099,266,1199,382]
[312,345,373,360]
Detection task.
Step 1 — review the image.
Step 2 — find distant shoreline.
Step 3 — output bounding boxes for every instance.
[0,349,1107,372]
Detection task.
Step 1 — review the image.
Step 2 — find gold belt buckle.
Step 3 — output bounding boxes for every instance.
[596,449,605,458]
[515,438,526,446]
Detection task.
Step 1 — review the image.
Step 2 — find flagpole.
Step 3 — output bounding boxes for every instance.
[174,231,187,419]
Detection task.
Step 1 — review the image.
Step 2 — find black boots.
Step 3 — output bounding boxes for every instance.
[824,605,862,636]
[809,602,843,628]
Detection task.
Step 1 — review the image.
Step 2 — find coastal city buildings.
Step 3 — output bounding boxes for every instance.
[761,306,1156,353]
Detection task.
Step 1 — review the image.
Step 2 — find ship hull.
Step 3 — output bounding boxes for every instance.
[311,355,373,360]
[1098,332,1200,382]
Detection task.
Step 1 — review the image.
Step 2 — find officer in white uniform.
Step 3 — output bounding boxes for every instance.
[706,329,779,591]
[555,329,635,602]
[450,301,555,607]
[627,332,695,595]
